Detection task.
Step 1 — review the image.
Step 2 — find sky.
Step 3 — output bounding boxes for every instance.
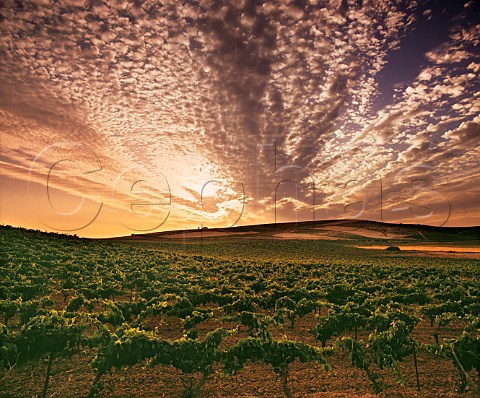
[0,0,479,237]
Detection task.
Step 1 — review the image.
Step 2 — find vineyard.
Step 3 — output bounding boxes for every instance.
[0,224,479,397]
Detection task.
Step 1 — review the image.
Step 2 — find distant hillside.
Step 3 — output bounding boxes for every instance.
[113,219,480,243]
[1,220,478,244]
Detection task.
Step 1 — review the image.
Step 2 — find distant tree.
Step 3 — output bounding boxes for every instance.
[386,246,401,252]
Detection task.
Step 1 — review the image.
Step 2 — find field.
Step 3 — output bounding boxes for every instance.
[0,221,479,398]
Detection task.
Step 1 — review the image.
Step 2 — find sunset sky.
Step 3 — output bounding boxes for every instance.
[1,0,479,237]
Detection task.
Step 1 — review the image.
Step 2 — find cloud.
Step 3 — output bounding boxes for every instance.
[443,118,480,148]
[0,0,479,233]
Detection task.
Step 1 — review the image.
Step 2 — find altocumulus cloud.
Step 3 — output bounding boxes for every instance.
[0,0,479,231]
